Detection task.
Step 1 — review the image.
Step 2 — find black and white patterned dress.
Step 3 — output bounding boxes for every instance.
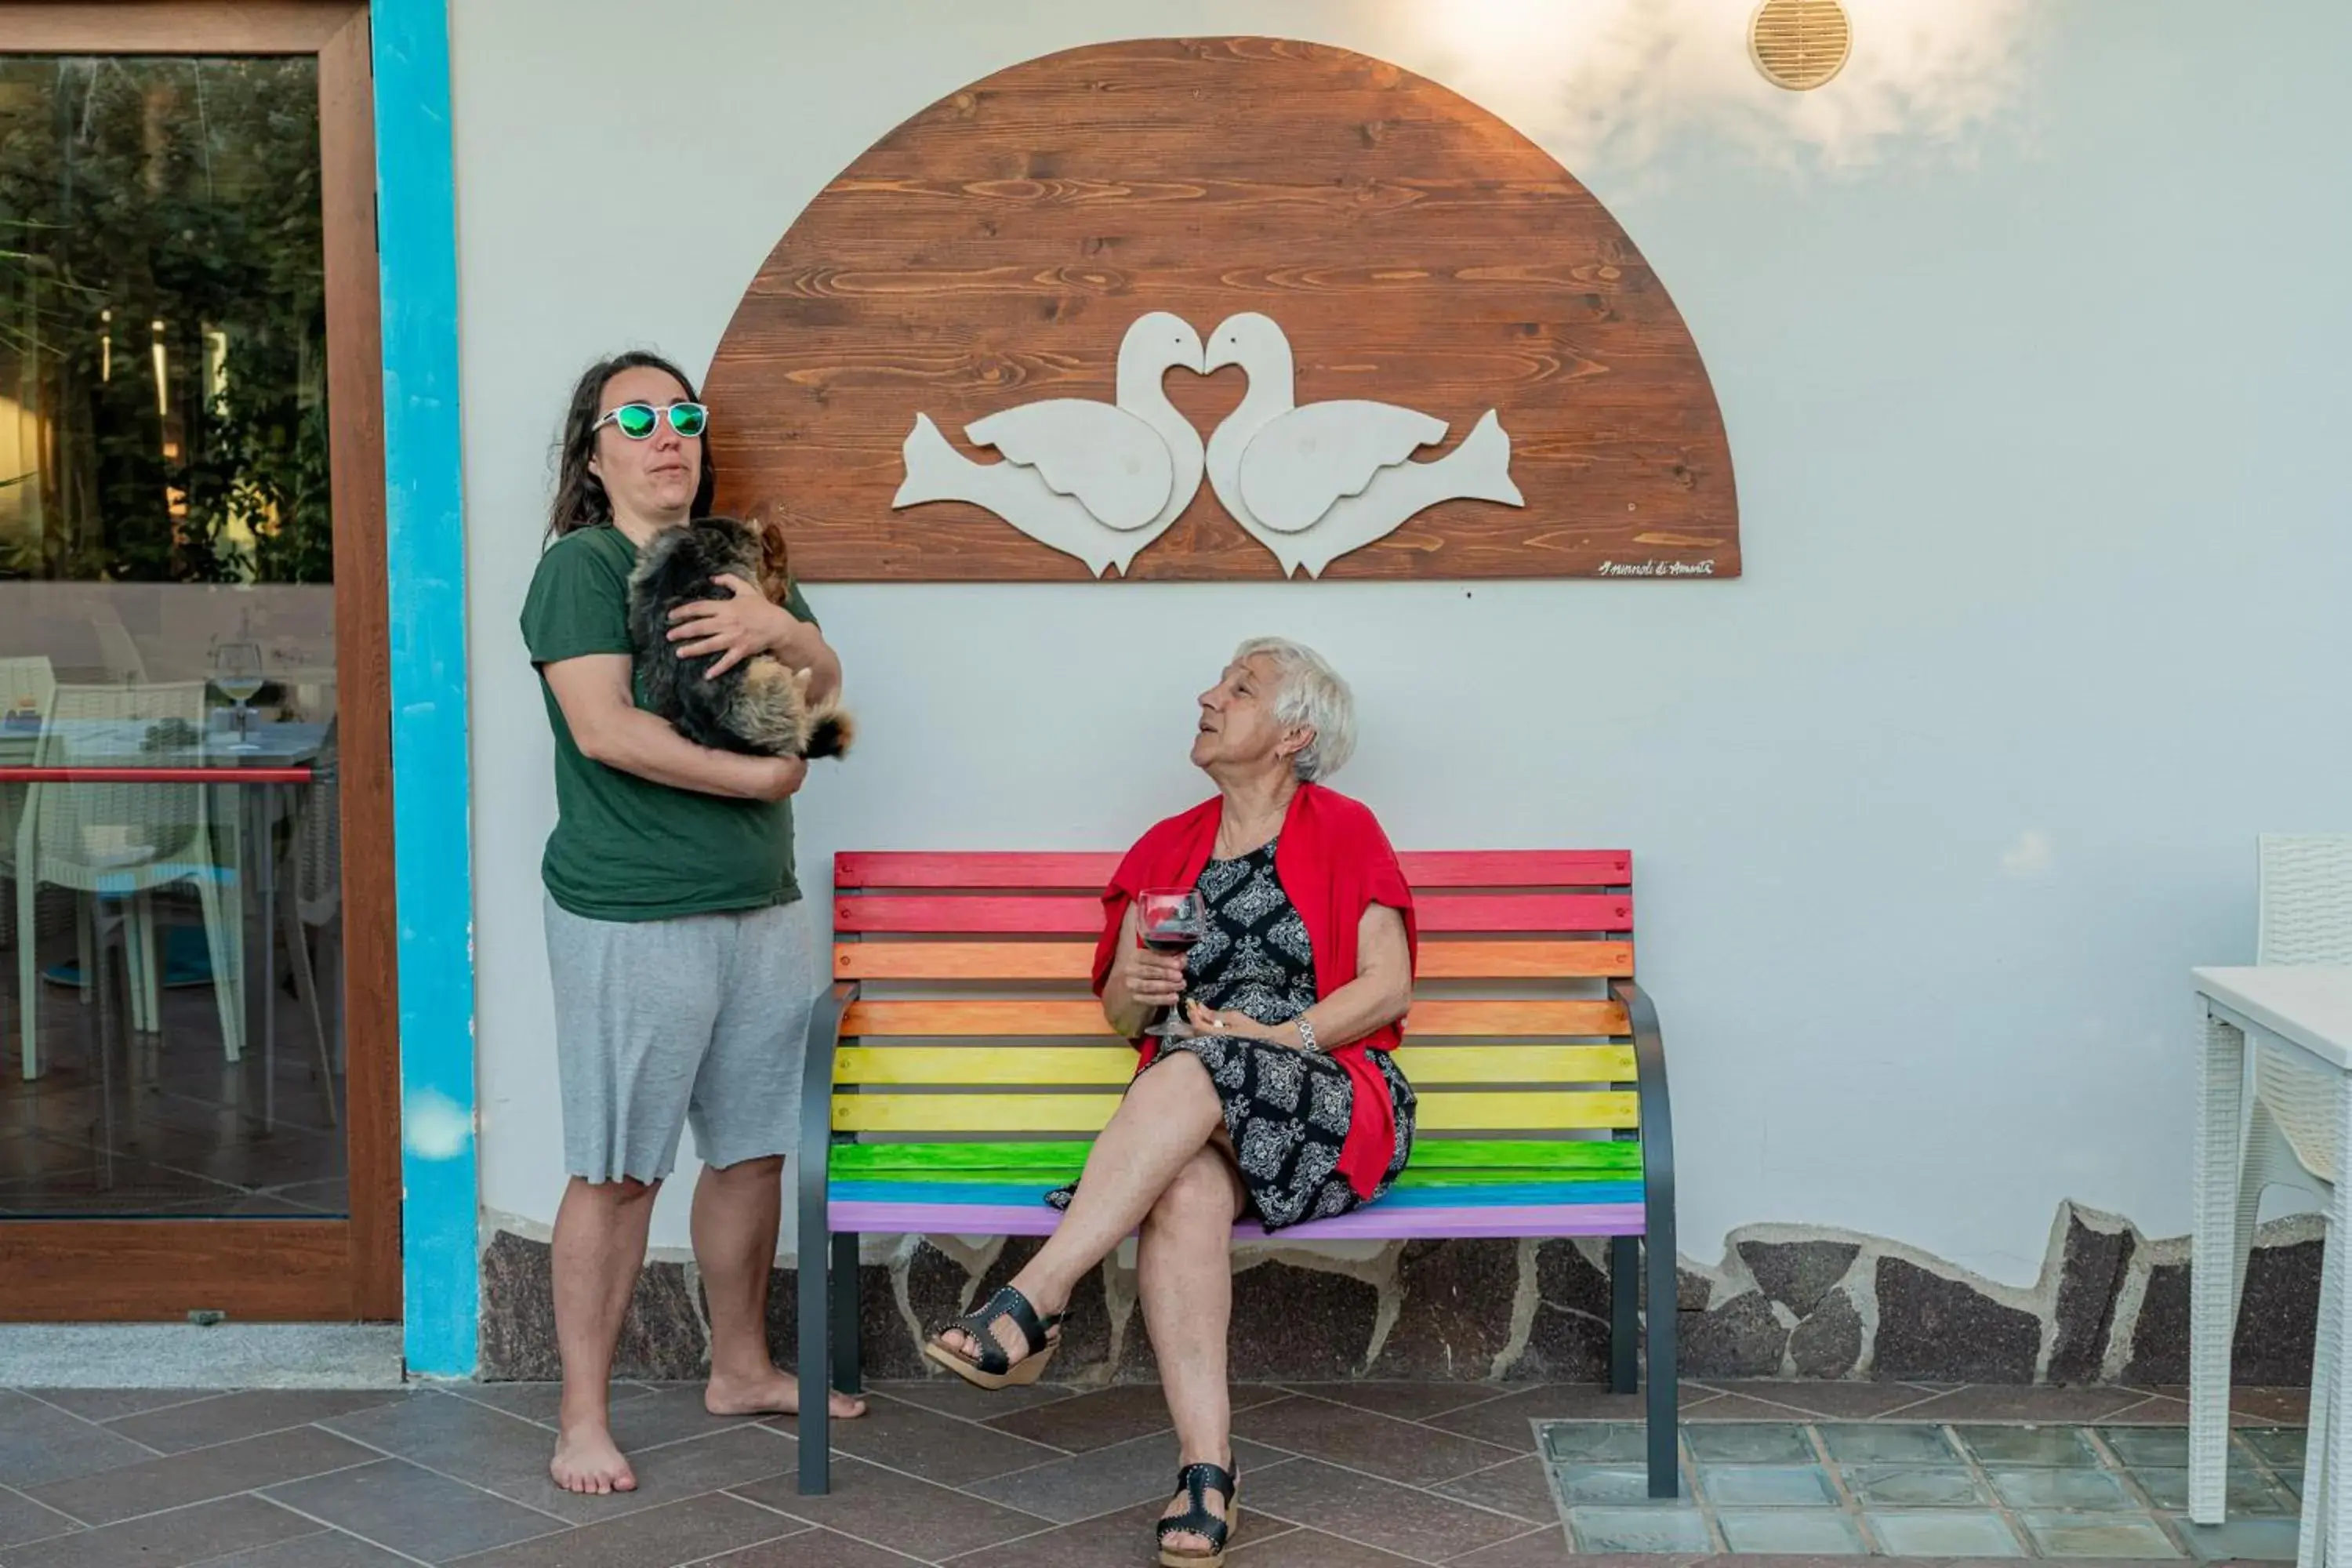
[1047,838,1417,1232]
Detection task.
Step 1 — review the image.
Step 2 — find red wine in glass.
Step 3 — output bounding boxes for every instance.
[1136,887,1207,1039]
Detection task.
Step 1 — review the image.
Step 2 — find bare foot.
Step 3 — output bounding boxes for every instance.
[706,1365,867,1420]
[550,1422,637,1495]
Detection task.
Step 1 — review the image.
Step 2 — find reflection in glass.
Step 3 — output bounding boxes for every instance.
[211,638,263,752]
[0,56,345,1219]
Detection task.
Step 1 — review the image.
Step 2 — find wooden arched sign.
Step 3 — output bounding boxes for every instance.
[705,37,1737,582]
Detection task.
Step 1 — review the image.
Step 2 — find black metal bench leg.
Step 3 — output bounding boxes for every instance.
[1610,1234,1639,1395]
[793,981,850,1497]
[1645,1233,1680,1498]
[1617,978,1680,1501]
[797,1230,831,1495]
[830,1231,862,1396]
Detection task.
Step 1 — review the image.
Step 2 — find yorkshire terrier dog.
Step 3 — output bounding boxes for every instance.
[626,516,854,760]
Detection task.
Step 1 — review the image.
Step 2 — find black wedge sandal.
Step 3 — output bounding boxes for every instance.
[921,1284,1063,1390]
[1157,1461,1239,1567]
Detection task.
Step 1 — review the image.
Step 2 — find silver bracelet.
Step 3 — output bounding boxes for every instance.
[1294,1015,1319,1054]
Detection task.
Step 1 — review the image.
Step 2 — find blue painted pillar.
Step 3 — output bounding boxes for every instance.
[371,0,479,1377]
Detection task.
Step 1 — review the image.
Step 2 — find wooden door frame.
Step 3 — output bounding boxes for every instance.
[0,1,400,1322]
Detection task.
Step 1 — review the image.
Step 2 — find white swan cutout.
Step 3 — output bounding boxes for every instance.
[1203,312,1524,578]
[891,312,1205,577]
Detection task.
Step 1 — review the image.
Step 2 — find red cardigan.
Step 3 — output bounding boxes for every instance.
[1090,782,1417,1199]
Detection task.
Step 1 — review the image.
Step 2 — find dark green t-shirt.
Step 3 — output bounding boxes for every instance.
[521,524,817,922]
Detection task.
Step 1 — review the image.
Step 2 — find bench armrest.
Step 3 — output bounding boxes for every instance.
[796,978,857,1497]
[1611,975,1679,1496]
[1611,978,1674,1235]
[798,980,857,1222]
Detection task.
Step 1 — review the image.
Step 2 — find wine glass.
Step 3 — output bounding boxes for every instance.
[212,639,264,753]
[1136,887,1207,1040]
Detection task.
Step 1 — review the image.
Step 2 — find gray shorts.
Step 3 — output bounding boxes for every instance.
[543,893,819,1184]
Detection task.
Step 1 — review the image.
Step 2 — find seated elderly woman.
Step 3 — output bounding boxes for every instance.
[924,636,1418,1566]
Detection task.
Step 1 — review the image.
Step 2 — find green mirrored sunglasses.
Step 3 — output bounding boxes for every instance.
[594,400,708,440]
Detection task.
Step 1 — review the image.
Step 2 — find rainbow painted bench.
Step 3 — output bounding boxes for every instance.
[793,849,1678,1497]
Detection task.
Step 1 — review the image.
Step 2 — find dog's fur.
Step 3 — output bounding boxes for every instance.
[626,516,854,760]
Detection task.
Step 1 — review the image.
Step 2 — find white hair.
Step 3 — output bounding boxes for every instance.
[1232,636,1356,782]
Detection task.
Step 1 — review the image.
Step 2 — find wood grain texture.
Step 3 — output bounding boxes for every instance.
[1417,1091,1640,1131]
[833,848,1632,888]
[836,940,1100,980]
[0,2,356,53]
[1400,850,1632,887]
[1417,892,1634,933]
[1408,999,1628,1036]
[0,1222,350,1321]
[316,9,401,1321]
[703,36,1736,581]
[837,889,1632,935]
[1392,1044,1636,1083]
[833,894,1102,935]
[842,999,1116,1036]
[836,1043,1636,1086]
[1420,939,1634,978]
[833,935,1636,980]
[840,996,1627,1038]
[829,1138,1639,1173]
[837,1045,1137,1084]
[822,1199,1644,1240]
[833,1092,1124,1134]
[837,851,1116,889]
[833,1087,1639,1134]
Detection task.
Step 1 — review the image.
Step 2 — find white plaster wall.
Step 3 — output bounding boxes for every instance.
[451,0,2352,1283]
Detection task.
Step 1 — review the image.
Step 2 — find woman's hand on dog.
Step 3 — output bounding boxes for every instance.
[666,575,802,678]
[748,755,808,801]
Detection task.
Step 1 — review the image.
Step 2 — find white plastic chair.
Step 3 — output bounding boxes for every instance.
[0,656,58,887]
[16,682,245,1080]
[88,604,147,684]
[277,720,340,1122]
[0,658,59,1018]
[2190,834,2352,1553]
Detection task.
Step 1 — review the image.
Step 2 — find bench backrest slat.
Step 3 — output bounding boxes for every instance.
[833,849,1632,889]
[836,938,1635,982]
[836,891,1633,935]
[833,1043,1637,1087]
[834,1088,1639,1135]
[830,1138,1640,1173]
[841,998,1628,1037]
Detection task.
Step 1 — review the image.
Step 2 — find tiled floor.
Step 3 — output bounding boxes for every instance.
[1546,1416,2304,1559]
[0,1380,2309,1566]
[0,924,346,1219]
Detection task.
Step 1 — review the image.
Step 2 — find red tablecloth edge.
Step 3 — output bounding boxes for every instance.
[0,767,314,784]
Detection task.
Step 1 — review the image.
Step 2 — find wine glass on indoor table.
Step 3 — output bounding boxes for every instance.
[212,637,265,753]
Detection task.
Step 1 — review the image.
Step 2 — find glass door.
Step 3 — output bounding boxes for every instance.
[0,2,395,1321]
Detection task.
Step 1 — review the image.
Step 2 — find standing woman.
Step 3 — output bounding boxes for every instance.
[521,351,865,1496]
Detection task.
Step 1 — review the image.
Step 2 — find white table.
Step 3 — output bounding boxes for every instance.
[3,721,326,1127]
[2191,965,2352,1564]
